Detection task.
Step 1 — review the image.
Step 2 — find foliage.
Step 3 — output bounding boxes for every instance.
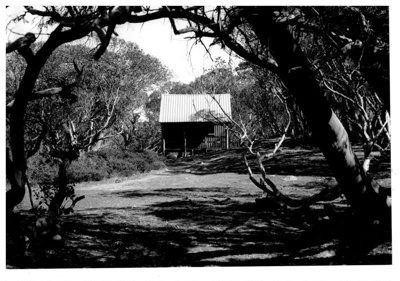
[140,6,390,218]
[32,182,77,216]
[7,36,171,223]
[27,148,166,185]
[5,6,391,244]
[122,121,162,152]
[6,38,171,155]
[67,155,108,182]
[294,7,390,157]
[6,52,26,98]
[73,148,166,180]
[26,154,80,215]
[116,89,165,151]
[175,7,390,149]
[27,154,59,185]
[191,58,239,94]
[168,58,298,140]
[167,81,195,95]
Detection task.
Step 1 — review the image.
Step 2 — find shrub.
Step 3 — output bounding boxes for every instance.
[27,147,166,185]
[141,149,166,170]
[67,155,108,182]
[27,154,59,185]
[33,182,77,216]
[107,157,138,177]
[149,160,166,170]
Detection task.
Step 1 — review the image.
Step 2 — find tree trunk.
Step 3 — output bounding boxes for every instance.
[7,64,39,212]
[6,26,91,212]
[47,158,70,220]
[34,157,71,240]
[245,8,390,221]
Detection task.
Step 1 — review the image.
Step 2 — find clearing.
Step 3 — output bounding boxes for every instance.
[7,143,391,268]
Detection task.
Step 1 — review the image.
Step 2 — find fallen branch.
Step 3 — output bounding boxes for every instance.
[243,142,343,210]
[71,195,85,209]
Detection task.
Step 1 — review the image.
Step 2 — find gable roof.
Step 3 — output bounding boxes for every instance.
[159,94,232,123]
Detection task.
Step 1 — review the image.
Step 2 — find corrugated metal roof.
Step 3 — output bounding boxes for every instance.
[159,94,232,123]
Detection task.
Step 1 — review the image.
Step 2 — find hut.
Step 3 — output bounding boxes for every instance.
[159,94,235,156]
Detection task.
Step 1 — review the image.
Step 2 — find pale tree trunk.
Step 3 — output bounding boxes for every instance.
[245,8,390,222]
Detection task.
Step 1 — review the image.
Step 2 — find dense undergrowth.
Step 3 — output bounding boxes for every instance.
[27,148,166,185]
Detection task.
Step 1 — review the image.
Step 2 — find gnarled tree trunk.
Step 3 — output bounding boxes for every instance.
[6,26,91,212]
[245,7,390,222]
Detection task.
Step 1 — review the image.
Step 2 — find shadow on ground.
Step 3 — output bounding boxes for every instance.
[6,142,391,268]
[167,144,391,180]
[7,193,391,268]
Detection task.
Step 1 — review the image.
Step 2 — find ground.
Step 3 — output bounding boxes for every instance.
[6,142,391,268]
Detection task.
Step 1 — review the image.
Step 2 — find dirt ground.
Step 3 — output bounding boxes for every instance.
[7,143,392,268]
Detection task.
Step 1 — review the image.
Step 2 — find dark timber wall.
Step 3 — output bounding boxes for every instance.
[161,122,237,155]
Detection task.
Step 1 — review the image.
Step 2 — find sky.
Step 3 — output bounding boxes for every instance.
[116,19,239,83]
[5,6,240,84]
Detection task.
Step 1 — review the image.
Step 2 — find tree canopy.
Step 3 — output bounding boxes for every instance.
[6,6,390,233]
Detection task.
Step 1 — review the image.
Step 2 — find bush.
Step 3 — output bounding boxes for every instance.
[142,149,166,171]
[27,148,166,185]
[27,154,59,185]
[67,155,108,182]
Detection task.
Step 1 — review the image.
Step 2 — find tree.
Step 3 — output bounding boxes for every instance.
[182,59,292,146]
[322,57,390,171]
[7,36,170,234]
[290,7,390,169]
[234,62,309,140]
[168,81,196,95]
[159,6,390,223]
[71,38,171,151]
[246,7,389,221]
[6,6,390,227]
[6,6,172,212]
[6,9,174,246]
[311,6,389,114]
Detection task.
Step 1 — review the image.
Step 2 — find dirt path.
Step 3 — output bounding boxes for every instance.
[74,168,257,211]
[10,147,391,268]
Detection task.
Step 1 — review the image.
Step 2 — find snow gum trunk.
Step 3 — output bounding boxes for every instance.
[246,8,390,221]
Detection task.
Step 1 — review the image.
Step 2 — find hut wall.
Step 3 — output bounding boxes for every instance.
[162,122,233,153]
